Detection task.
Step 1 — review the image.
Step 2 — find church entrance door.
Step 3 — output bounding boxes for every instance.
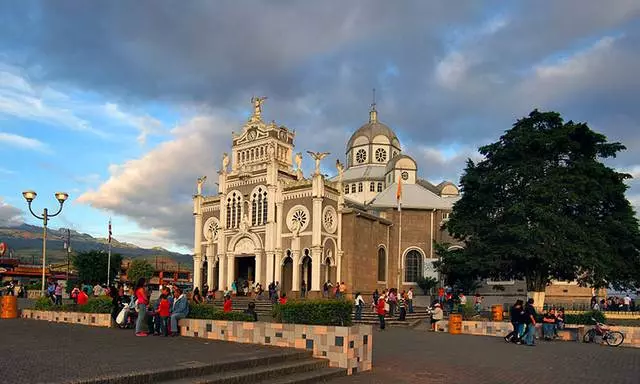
[301,255,312,292]
[281,256,293,294]
[235,255,255,294]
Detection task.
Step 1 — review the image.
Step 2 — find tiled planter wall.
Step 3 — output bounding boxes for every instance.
[179,319,372,375]
[433,320,639,348]
[21,309,112,328]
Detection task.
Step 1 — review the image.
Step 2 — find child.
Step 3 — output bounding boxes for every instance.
[279,293,287,305]
[223,295,233,312]
[157,293,171,336]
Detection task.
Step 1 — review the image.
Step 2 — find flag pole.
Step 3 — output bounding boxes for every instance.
[107,218,112,286]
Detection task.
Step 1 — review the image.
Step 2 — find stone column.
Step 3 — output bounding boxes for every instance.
[336,250,344,284]
[291,237,301,293]
[255,250,263,287]
[274,249,283,284]
[226,252,235,290]
[217,253,226,292]
[266,251,275,285]
[192,255,202,291]
[311,246,322,292]
[206,243,215,289]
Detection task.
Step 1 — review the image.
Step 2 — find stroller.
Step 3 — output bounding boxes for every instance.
[115,297,137,329]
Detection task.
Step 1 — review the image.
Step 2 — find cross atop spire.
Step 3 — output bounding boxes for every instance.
[369,88,378,123]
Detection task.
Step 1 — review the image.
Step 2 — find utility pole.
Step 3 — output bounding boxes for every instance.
[63,228,71,283]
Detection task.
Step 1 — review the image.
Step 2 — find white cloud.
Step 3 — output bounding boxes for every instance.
[0,132,50,152]
[104,103,165,145]
[77,112,234,247]
[0,67,105,136]
[0,198,23,227]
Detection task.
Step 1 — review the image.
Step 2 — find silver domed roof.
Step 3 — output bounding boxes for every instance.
[346,108,400,151]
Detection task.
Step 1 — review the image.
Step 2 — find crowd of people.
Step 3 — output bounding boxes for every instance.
[592,295,636,312]
[367,287,416,330]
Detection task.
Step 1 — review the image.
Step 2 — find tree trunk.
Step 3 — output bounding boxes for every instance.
[525,270,548,311]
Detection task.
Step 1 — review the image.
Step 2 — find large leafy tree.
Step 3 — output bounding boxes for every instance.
[126,259,154,284]
[73,250,123,285]
[443,110,640,304]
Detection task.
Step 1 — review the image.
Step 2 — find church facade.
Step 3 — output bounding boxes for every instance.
[191,97,460,298]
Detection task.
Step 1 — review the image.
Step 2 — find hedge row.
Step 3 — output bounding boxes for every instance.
[188,304,255,322]
[33,296,113,314]
[563,310,606,325]
[273,299,353,326]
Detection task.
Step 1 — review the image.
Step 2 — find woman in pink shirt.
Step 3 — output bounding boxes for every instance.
[134,278,149,337]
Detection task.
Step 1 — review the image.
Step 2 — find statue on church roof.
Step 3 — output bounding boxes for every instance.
[336,159,344,182]
[250,96,267,120]
[294,152,303,170]
[307,151,330,175]
[196,176,207,195]
[221,153,229,173]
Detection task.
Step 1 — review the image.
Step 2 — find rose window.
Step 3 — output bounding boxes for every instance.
[322,206,337,233]
[375,148,387,162]
[401,171,409,181]
[355,149,367,164]
[287,205,310,232]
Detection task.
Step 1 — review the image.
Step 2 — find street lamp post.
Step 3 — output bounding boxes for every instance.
[22,190,69,296]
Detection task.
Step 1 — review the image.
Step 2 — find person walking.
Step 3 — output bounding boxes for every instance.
[134,278,149,337]
[504,299,523,343]
[376,292,386,331]
[522,298,537,346]
[354,292,365,320]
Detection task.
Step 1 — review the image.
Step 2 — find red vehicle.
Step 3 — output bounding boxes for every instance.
[583,317,624,347]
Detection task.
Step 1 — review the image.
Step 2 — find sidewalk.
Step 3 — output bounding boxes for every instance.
[0,319,299,384]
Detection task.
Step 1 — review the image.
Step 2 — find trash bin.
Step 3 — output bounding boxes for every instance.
[449,313,462,334]
[1,295,18,319]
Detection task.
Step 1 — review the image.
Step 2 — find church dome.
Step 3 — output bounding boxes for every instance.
[346,107,401,153]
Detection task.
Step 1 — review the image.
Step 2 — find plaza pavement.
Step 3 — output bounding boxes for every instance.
[329,323,640,384]
[0,319,301,384]
[3,317,639,384]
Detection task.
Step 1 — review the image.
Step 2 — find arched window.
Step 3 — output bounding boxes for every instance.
[251,187,268,226]
[369,182,375,192]
[377,182,383,192]
[358,182,363,192]
[351,184,356,193]
[404,249,423,283]
[344,185,349,194]
[226,191,242,228]
[377,247,386,281]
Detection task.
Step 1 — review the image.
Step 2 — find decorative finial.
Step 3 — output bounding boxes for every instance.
[369,88,378,123]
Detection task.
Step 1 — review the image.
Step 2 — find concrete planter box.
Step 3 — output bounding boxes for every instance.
[21,309,112,328]
[432,319,640,348]
[179,319,372,375]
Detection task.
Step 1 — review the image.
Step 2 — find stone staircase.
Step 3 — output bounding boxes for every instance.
[207,297,430,327]
[75,350,344,384]
[160,351,344,384]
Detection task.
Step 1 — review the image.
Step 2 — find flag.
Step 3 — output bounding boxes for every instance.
[396,175,402,211]
[108,219,112,244]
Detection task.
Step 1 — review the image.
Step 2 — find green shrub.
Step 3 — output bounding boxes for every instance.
[275,299,353,326]
[33,296,112,314]
[459,300,477,320]
[34,296,54,310]
[187,304,255,322]
[80,297,113,313]
[564,310,606,325]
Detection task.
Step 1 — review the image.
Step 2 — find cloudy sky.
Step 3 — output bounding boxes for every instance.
[1,1,639,253]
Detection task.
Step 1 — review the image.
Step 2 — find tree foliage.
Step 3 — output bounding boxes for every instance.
[73,250,123,285]
[442,110,640,292]
[126,259,154,284]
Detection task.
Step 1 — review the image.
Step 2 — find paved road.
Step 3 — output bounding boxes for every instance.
[0,319,295,384]
[331,326,640,384]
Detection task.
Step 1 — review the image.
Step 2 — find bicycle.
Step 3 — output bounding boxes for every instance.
[582,317,624,347]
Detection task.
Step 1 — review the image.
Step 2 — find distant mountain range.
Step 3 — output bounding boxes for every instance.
[0,224,192,266]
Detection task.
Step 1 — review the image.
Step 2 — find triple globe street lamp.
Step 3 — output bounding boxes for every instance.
[22,190,69,296]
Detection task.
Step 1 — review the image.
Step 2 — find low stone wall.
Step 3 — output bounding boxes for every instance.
[433,320,639,348]
[21,309,112,328]
[179,319,372,375]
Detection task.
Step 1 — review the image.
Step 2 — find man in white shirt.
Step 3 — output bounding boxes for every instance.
[623,295,632,311]
[407,288,414,313]
[459,293,467,306]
